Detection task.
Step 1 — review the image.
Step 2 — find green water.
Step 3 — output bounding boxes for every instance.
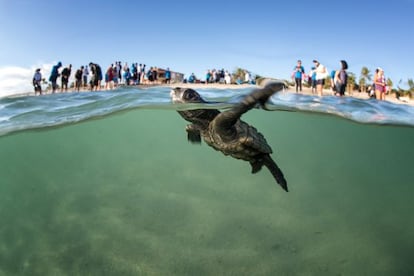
[0,109,413,275]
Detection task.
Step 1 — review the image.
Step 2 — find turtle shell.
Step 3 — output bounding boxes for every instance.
[204,120,273,161]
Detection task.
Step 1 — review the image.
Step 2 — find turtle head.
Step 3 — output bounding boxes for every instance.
[170,88,207,104]
[171,87,219,126]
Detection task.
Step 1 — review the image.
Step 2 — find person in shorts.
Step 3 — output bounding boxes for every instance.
[374,67,386,100]
[33,68,42,95]
[313,59,327,96]
[292,60,305,92]
[61,64,72,92]
[49,61,62,93]
[334,60,348,96]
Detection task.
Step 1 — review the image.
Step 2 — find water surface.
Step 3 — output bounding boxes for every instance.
[0,87,413,275]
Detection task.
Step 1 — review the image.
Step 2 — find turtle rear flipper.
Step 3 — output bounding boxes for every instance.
[250,161,263,174]
[263,155,288,192]
[214,82,285,131]
[186,124,202,144]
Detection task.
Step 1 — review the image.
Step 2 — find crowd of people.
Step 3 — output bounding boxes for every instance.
[291,59,388,100]
[291,59,348,97]
[185,69,254,85]
[32,61,172,95]
[31,59,388,102]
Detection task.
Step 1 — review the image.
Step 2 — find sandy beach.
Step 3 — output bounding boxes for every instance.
[161,82,414,107]
[20,81,414,107]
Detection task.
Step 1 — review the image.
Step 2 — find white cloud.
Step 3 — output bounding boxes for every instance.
[0,63,54,98]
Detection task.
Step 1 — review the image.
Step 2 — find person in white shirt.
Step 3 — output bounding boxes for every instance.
[82,65,89,88]
[313,59,327,96]
[32,68,42,95]
[224,70,231,84]
[244,70,251,84]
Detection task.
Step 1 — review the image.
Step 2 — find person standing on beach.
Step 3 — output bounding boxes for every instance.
[116,62,122,84]
[123,67,131,85]
[75,66,83,92]
[140,64,146,85]
[89,62,103,91]
[146,67,153,83]
[309,67,317,94]
[61,64,72,92]
[152,67,158,84]
[374,67,386,100]
[32,68,43,95]
[49,61,62,93]
[244,70,251,84]
[137,64,143,84]
[330,70,336,93]
[205,70,212,84]
[225,70,231,84]
[334,60,348,97]
[131,63,138,85]
[112,65,118,87]
[313,60,327,96]
[82,65,89,88]
[122,62,129,85]
[105,64,114,90]
[292,60,305,92]
[165,67,171,84]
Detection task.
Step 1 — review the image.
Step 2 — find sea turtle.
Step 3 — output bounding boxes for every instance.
[170,82,288,192]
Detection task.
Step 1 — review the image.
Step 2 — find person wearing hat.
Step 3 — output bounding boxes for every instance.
[334,60,348,96]
[374,67,386,100]
[32,68,43,95]
[313,59,327,96]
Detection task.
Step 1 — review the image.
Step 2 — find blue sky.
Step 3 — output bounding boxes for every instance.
[0,0,413,94]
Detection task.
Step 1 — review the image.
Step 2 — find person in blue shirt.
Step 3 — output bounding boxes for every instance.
[165,67,171,84]
[310,67,317,94]
[131,63,137,85]
[49,61,62,93]
[330,70,336,93]
[292,60,305,92]
[123,68,131,86]
[188,73,196,83]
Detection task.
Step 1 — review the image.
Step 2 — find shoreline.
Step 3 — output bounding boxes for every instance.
[2,82,413,107]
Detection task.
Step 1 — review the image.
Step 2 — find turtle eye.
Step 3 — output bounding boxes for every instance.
[184,89,197,100]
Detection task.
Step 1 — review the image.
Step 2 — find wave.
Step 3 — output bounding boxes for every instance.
[0,86,413,137]
[268,92,414,126]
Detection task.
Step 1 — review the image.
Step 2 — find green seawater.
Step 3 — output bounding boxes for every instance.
[0,108,413,275]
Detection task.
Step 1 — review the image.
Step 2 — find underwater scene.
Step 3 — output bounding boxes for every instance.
[0,86,414,275]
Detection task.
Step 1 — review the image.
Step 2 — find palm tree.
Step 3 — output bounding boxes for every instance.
[347,72,356,94]
[407,78,414,89]
[386,78,393,94]
[408,78,414,98]
[359,66,372,93]
[359,77,366,92]
[232,67,246,83]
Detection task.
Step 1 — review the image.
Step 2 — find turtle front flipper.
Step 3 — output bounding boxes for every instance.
[186,124,202,144]
[214,82,285,130]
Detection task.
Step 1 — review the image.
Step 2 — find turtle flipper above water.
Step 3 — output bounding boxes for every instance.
[214,82,286,131]
[170,82,288,192]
